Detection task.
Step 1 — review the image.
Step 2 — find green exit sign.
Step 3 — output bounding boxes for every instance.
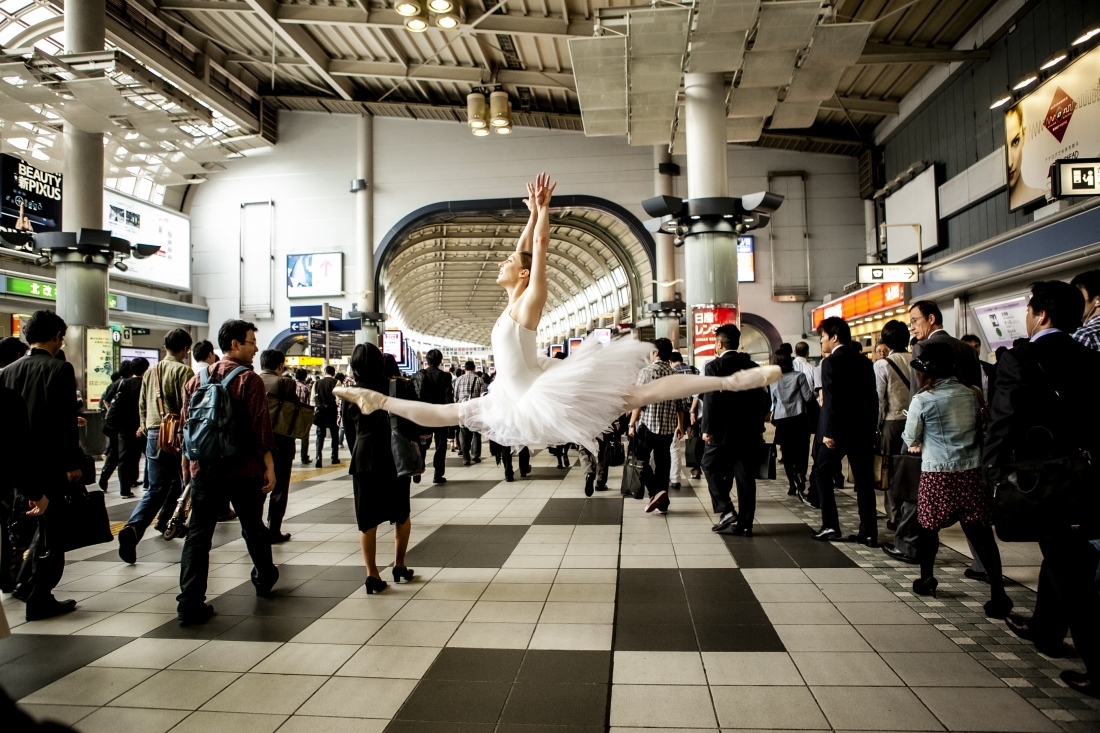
[6,277,120,309]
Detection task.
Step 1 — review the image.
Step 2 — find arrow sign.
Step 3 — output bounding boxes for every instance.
[858,263,920,284]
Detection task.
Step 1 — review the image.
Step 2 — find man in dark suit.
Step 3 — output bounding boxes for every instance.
[259,349,300,544]
[416,348,454,484]
[984,281,1100,699]
[311,365,340,468]
[811,317,878,544]
[702,324,770,536]
[0,383,29,592]
[0,310,84,620]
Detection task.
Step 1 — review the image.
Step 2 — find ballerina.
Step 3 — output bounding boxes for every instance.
[335,173,780,460]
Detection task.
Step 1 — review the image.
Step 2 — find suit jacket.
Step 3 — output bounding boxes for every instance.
[910,329,982,399]
[0,349,82,499]
[0,385,29,495]
[983,331,1100,483]
[818,345,877,446]
[416,365,454,406]
[700,350,769,448]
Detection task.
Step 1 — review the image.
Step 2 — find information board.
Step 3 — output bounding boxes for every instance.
[973,296,1030,352]
[287,252,344,298]
[383,330,404,360]
[85,327,116,408]
[105,190,191,290]
[120,346,160,367]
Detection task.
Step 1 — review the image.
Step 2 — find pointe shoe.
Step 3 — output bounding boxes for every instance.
[721,365,782,392]
[335,386,388,414]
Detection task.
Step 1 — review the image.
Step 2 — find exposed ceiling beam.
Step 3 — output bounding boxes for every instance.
[275,5,592,39]
[820,96,899,116]
[158,1,252,10]
[242,0,355,101]
[856,43,992,65]
[325,60,574,91]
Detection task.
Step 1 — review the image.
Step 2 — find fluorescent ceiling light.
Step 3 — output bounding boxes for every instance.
[989,93,1012,110]
[1040,51,1067,70]
[1073,27,1100,45]
[1012,74,1038,91]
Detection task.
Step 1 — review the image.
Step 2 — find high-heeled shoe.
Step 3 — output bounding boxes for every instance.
[912,576,938,597]
[983,594,1013,619]
[335,386,388,414]
[392,566,414,583]
[364,575,388,594]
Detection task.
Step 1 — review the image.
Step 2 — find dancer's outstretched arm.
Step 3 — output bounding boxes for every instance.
[513,173,555,330]
[335,386,461,428]
[624,366,782,411]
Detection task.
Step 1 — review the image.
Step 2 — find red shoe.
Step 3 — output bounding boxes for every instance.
[646,491,668,514]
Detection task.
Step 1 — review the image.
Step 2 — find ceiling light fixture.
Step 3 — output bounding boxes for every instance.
[1073,27,1100,45]
[472,127,490,136]
[1040,51,1068,70]
[428,0,454,11]
[495,123,512,135]
[436,10,460,28]
[989,92,1013,110]
[1012,73,1038,91]
[396,0,421,16]
[405,5,429,31]
[489,91,511,127]
[467,92,488,130]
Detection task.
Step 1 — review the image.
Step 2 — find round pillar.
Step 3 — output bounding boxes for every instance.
[354,114,375,346]
[652,146,678,345]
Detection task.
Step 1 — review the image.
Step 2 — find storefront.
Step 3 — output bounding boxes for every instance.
[812,282,911,349]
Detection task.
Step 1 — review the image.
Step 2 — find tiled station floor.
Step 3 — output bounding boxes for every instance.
[3,447,1099,733]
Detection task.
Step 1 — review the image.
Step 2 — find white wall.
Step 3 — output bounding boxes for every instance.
[189,111,865,347]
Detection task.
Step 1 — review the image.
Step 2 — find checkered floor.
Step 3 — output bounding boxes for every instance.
[2,445,1098,732]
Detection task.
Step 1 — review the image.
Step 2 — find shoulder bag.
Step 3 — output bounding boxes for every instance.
[620,435,646,500]
[389,379,425,478]
[991,354,1098,541]
[606,436,626,467]
[268,377,315,440]
[755,441,777,481]
[154,363,182,454]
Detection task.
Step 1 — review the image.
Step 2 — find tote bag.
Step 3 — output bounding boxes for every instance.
[620,437,645,500]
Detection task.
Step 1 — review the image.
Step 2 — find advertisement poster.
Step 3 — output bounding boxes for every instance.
[383,330,404,360]
[973,296,1030,352]
[593,327,612,345]
[737,236,755,282]
[1,154,61,235]
[121,346,160,368]
[1005,43,1100,211]
[85,327,116,408]
[104,190,191,290]
[692,306,738,359]
[287,252,344,298]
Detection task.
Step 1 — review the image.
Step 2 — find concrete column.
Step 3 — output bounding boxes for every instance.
[355,114,378,346]
[682,73,738,314]
[653,146,678,345]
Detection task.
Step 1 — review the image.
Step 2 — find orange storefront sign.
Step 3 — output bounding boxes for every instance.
[812,283,905,328]
[693,306,738,358]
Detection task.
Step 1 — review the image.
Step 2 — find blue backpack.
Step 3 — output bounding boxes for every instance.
[183,366,249,462]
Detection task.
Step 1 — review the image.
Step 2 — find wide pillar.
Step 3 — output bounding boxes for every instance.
[354,114,378,346]
[58,0,107,406]
[683,73,739,364]
[652,146,678,346]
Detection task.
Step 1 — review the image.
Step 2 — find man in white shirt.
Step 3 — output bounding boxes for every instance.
[793,341,816,390]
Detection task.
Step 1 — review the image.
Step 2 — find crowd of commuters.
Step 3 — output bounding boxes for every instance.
[2,272,1099,698]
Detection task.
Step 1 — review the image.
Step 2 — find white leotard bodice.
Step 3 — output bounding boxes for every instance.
[489,311,558,403]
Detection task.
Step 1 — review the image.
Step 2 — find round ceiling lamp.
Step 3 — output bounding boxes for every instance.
[436,11,460,28]
[489,91,511,127]
[428,0,454,11]
[405,5,429,31]
[472,127,490,137]
[495,123,512,135]
[467,92,488,130]
[396,0,421,16]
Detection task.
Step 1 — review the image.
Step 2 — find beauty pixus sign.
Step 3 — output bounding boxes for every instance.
[0,153,61,233]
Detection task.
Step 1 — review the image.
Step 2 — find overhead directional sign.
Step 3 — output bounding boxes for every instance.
[858,263,920,284]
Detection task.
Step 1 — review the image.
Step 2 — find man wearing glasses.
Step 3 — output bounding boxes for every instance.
[176,319,279,625]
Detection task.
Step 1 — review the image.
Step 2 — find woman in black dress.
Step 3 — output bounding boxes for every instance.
[342,344,421,594]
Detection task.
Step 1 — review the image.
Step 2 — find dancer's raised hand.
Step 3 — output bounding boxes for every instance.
[534,172,556,209]
[523,181,537,212]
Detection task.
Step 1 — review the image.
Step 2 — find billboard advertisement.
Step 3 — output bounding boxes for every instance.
[105,190,191,290]
[287,252,344,298]
[737,236,755,282]
[692,306,738,359]
[1005,43,1100,212]
[85,327,116,408]
[1,154,61,234]
[383,330,404,360]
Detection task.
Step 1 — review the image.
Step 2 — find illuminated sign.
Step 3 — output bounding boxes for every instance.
[3,276,120,309]
[737,236,755,282]
[812,282,906,328]
[692,306,738,358]
[593,328,612,345]
[383,330,404,360]
[567,337,583,354]
[287,252,344,298]
[105,190,191,290]
[973,296,1030,352]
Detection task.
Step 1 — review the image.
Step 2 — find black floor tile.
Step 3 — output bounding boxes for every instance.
[501,682,608,726]
[215,614,316,642]
[446,554,512,568]
[413,481,498,499]
[496,725,604,733]
[397,679,511,723]
[406,525,528,569]
[695,623,786,652]
[616,602,692,626]
[424,648,524,682]
[679,568,748,586]
[0,634,55,665]
[613,623,698,651]
[522,467,570,479]
[385,721,494,733]
[684,584,757,604]
[577,501,623,525]
[286,579,364,598]
[143,614,247,639]
[316,566,368,581]
[618,568,682,587]
[268,563,328,580]
[517,651,611,684]
[1,634,130,669]
[252,596,343,618]
[206,594,272,616]
[1,661,106,700]
[689,602,770,626]
[727,552,799,569]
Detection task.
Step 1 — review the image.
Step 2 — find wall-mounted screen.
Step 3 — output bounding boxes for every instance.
[383,330,404,360]
[973,295,1029,352]
[884,167,939,263]
[120,346,160,367]
[105,190,191,290]
[737,236,755,282]
[287,252,343,298]
[1,154,61,234]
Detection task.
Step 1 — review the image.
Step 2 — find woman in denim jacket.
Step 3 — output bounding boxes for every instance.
[902,341,1012,618]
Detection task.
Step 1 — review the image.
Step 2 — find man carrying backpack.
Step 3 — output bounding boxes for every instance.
[177,320,278,625]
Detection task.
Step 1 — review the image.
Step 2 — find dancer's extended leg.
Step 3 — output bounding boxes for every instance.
[335,386,461,428]
[624,366,780,411]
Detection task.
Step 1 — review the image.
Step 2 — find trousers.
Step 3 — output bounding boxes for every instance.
[814,441,878,540]
[501,446,531,480]
[177,473,276,614]
[315,420,339,463]
[268,435,295,536]
[430,428,449,480]
[578,434,609,488]
[459,427,482,462]
[635,425,672,499]
[16,503,66,612]
[118,431,145,493]
[702,443,757,524]
[1031,536,1100,677]
[126,430,183,539]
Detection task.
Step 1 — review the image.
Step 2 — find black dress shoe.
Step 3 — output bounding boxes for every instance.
[314,460,322,468]
[505,475,515,482]
[882,543,919,564]
[255,570,279,597]
[178,603,215,626]
[1061,670,1100,699]
[848,534,879,548]
[433,476,447,484]
[730,525,753,537]
[413,475,421,484]
[1004,613,1071,657]
[984,595,1013,619]
[270,532,292,544]
[810,528,842,541]
[594,484,608,491]
[584,474,595,497]
[463,460,471,466]
[964,567,990,583]
[117,525,138,565]
[711,511,737,532]
[670,482,681,491]
[25,599,77,621]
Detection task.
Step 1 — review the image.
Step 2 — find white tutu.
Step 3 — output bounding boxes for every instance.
[460,323,653,454]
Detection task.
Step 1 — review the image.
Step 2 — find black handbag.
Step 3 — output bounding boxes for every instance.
[889,453,922,504]
[606,437,625,467]
[388,379,425,478]
[755,442,777,480]
[52,487,114,552]
[620,436,645,500]
[685,435,701,468]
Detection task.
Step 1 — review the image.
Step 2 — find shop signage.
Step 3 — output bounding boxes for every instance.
[973,296,1030,352]
[812,282,906,328]
[737,236,755,283]
[692,306,738,359]
[287,252,344,298]
[1,154,62,235]
[857,264,920,284]
[567,337,583,354]
[1005,42,1100,212]
[383,330,404,359]
[85,328,116,408]
[4,276,121,310]
[1050,158,1100,198]
[549,344,564,357]
[105,190,191,290]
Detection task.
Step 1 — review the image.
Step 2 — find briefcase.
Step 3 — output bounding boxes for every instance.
[889,454,922,504]
[268,395,315,440]
[755,442,777,481]
[606,437,625,468]
[685,436,701,468]
[52,488,114,553]
[620,440,645,500]
[992,452,1099,542]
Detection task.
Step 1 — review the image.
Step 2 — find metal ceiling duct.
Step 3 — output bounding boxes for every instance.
[752,0,821,51]
[727,86,779,118]
[626,7,691,146]
[568,35,628,136]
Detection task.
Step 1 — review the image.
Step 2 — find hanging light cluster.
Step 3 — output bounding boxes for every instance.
[397,0,462,32]
[467,89,512,136]
[989,23,1098,109]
